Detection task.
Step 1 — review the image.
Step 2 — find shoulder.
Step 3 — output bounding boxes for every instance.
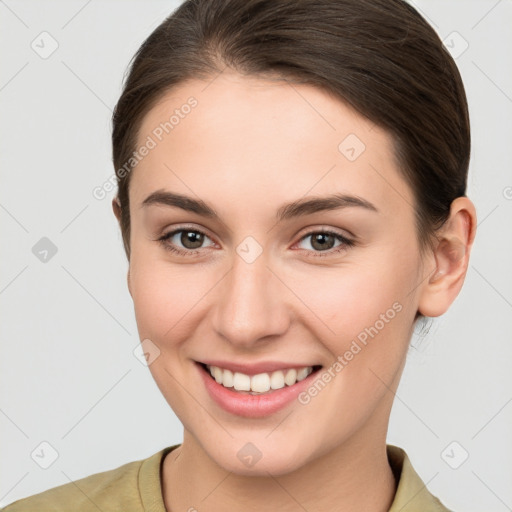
[1,446,178,512]
[387,444,454,512]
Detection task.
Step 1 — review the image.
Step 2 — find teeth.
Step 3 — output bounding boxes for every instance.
[222,369,234,388]
[251,373,270,393]
[206,365,314,393]
[213,366,223,384]
[270,370,285,390]
[284,368,297,386]
[232,372,251,391]
[296,367,310,381]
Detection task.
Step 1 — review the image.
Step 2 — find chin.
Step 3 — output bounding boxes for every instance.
[199,434,315,477]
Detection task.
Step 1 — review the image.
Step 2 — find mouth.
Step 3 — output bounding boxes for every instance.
[197,362,323,395]
[195,360,324,418]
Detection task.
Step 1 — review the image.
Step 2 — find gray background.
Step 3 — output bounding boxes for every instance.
[1,0,511,510]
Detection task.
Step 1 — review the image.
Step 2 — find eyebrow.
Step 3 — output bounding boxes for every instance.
[141,189,378,221]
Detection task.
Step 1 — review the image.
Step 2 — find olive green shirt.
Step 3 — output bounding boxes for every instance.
[2,444,452,511]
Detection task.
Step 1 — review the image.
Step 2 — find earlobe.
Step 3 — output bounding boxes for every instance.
[418,197,477,317]
[112,197,131,295]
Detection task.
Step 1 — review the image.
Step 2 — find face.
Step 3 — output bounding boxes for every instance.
[126,72,429,475]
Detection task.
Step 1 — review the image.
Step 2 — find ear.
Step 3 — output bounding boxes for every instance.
[112,197,122,224]
[127,268,132,297]
[417,197,477,317]
[112,197,132,296]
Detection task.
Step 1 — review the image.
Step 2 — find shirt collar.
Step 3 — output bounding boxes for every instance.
[141,444,452,512]
[386,444,452,511]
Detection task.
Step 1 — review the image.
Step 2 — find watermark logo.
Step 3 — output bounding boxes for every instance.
[236,236,263,264]
[298,301,403,405]
[443,31,469,59]
[338,133,366,162]
[92,97,198,201]
[441,441,469,469]
[32,237,58,263]
[237,442,263,467]
[31,441,59,469]
[133,338,161,366]
[31,31,59,59]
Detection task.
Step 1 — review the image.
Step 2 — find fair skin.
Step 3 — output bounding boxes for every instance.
[113,71,476,512]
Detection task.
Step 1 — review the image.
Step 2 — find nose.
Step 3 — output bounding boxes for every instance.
[211,247,291,348]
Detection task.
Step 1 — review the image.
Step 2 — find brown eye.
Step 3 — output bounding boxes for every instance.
[158,228,215,255]
[309,232,336,251]
[295,229,355,258]
[180,230,204,249]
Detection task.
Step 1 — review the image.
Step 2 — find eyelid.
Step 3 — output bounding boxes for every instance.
[294,224,355,242]
[158,223,216,243]
[292,228,355,256]
[157,224,356,257]
[154,223,216,259]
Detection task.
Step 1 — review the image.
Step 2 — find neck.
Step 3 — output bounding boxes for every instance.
[162,423,397,512]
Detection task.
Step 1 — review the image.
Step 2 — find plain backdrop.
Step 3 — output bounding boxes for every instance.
[1,0,511,510]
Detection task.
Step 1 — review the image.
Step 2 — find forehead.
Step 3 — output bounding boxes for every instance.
[130,72,414,218]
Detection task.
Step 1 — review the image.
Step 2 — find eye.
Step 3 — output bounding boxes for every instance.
[158,227,215,256]
[295,229,355,257]
[157,226,355,258]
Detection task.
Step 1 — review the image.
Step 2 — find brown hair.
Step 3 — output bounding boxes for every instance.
[112,0,470,261]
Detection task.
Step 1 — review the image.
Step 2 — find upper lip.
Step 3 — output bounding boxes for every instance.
[197,360,320,376]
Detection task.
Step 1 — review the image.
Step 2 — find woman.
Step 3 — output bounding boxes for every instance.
[3,0,476,510]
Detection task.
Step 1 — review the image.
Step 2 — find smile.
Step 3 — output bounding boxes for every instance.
[206,364,317,394]
[196,362,323,418]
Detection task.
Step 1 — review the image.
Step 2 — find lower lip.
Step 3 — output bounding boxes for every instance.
[196,362,321,418]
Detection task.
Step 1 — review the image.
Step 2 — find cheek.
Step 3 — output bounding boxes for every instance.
[292,264,417,442]
[291,246,419,389]
[289,251,417,344]
[129,251,218,344]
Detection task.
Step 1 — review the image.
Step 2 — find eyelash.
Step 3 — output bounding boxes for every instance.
[157,226,355,258]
